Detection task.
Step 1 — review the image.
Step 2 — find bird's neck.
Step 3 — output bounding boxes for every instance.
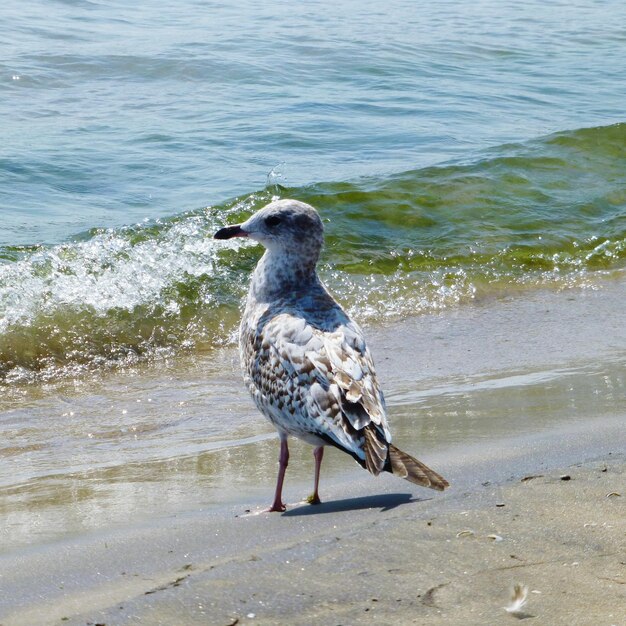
[250,248,320,303]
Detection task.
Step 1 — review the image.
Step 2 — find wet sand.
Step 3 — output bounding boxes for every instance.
[1,422,624,626]
[1,277,625,624]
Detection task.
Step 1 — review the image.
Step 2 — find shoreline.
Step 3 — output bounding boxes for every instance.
[1,276,625,624]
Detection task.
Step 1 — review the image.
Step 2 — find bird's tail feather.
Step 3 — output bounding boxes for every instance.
[363,426,388,476]
[387,444,449,491]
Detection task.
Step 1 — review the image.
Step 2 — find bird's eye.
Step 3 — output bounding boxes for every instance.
[265,215,281,228]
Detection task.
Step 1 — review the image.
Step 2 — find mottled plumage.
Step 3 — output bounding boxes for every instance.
[214,199,448,511]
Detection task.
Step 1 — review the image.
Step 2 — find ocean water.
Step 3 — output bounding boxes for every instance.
[2,124,626,385]
[1,0,626,546]
[2,0,625,385]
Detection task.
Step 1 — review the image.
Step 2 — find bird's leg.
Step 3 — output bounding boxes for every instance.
[268,436,289,512]
[306,445,324,505]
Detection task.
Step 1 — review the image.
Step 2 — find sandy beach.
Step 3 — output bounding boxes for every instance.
[1,424,624,625]
[1,278,625,625]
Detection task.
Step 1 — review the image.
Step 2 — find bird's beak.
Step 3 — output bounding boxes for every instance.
[213,224,248,240]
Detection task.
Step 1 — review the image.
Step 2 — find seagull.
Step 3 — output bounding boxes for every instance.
[214,199,449,511]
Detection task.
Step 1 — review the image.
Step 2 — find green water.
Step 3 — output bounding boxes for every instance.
[1,124,625,384]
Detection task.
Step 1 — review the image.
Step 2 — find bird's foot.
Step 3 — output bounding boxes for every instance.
[266,501,286,513]
[305,493,321,505]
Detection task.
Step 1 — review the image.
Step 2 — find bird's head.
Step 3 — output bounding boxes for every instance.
[214,199,324,259]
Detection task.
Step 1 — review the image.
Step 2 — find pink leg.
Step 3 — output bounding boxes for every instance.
[307,446,324,505]
[268,436,289,512]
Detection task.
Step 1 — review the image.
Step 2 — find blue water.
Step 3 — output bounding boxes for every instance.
[1,0,625,384]
[3,0,625,245]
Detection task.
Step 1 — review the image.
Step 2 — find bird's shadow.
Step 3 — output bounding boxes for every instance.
[282,492,428,516]
[510,612,536,621]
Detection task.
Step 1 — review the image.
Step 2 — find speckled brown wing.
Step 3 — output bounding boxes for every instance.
[248,312,392,472]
